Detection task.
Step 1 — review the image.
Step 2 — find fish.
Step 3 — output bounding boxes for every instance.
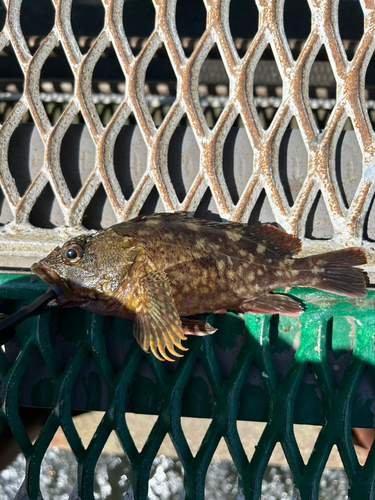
[31,212,367,361]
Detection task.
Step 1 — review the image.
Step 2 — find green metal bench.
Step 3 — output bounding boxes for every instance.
[1,272,374,498]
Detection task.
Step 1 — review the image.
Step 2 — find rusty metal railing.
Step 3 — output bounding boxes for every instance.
[0,0,374,277]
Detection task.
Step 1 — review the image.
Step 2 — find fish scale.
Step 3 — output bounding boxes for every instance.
[31,213,367,361]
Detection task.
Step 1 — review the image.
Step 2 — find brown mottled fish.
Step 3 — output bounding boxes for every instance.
[31,213,367,361]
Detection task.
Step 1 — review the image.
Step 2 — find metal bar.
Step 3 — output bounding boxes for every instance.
[0,272,372,427]
[0,124,372,274]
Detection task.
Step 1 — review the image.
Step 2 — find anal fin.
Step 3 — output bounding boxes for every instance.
[134,270,187,361]
[240,293,304,317]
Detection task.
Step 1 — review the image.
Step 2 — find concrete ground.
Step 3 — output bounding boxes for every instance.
[49,412,367,468]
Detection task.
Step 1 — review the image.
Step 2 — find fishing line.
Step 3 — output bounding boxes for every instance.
[0,289,56,345]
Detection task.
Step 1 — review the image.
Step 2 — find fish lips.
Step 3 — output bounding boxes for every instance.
[31,262,74,305]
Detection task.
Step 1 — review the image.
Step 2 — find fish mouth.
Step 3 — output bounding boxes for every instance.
[31,262,72,304]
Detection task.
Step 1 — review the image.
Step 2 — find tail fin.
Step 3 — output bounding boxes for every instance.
[307,247,367,298]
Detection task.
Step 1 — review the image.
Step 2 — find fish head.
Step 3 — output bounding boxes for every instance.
[31,229,143,309]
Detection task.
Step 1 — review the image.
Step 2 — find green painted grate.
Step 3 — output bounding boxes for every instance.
[0,273,375,499]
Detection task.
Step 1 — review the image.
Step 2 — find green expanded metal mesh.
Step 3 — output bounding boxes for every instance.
[0,272,375,499]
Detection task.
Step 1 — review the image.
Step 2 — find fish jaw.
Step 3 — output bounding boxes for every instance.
[31,261,79,307]
[31,260,136,315]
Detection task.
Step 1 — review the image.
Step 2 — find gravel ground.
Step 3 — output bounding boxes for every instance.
[0,413,360,499]
[0,448,349,500]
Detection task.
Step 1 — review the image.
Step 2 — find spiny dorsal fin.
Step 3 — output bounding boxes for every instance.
[128,213,301,256]
[129,212,189,223]
[133,270,187,361]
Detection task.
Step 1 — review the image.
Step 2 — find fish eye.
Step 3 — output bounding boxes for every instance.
[63,244,83,263]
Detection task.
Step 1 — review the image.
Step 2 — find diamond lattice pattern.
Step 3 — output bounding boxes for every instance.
[0,0,373,270]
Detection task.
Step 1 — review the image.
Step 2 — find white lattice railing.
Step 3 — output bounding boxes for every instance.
[0,0,374,276]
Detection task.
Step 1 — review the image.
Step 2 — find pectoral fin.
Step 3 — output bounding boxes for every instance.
[181,318,217,336]
[133,270,187,361]
[240,293,303,317]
